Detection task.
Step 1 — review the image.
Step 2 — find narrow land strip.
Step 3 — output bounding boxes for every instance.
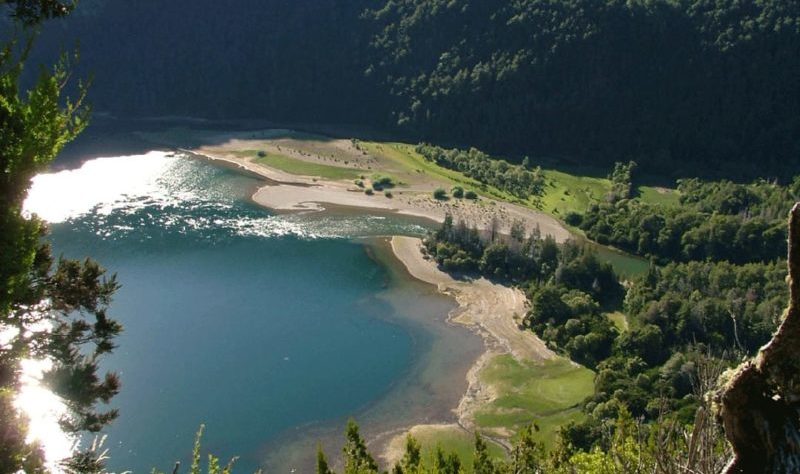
[382,236,559,464]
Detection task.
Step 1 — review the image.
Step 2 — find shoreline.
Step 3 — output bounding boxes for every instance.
[182,139,565,464]
[381,236,556,464]
[146,129,573,467]
[173,139,571,243]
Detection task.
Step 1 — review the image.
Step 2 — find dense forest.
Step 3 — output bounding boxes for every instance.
[22,0,800,178]
[422,202,788,456]
[576,172,799,263]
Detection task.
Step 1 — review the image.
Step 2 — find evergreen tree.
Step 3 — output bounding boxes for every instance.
[472,433,497,474]
[394,434,421,474]
[317,445,334,474]
[342,420,378,474]
[0,2,122,471]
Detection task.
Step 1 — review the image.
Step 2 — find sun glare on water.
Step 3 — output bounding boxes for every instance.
[15,358,76,470]
[23,151,178,223]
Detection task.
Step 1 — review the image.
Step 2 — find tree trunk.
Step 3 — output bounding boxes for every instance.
[716,202,800,473]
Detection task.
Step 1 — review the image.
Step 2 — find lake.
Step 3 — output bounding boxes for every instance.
[24,150,483,473]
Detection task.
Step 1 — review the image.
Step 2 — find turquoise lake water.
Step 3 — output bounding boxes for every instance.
[26,151,482,473]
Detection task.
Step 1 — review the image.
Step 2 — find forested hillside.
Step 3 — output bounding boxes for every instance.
[26,0,387,124]
[25,0,800,178]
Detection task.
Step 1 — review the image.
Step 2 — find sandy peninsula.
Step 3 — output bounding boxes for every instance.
[139,128,572,242]
[381,236,556,463]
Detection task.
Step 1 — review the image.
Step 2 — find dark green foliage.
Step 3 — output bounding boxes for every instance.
[677,177,798,217]
[25,0,800,179]
[371,174,394,190]
[416,144,544,200]
[368,0,800,178]
[472,434,497,474]
[432,447,461,474]
[607,161,637,202]
[317,445,333,474]
[563,212,582,226]
[0,6,122,472]
[579,176,798,265]
[526,286,616,368]
[394,435,421,474]
[433,188,447,200]
[425,207,787,450]
[508,425,545,473]
[424,214,623,367]
[583,259,787,422]
[451,186,464,199]
[464,190,478,200]
[2,0,74,24]
[342,419,379,474]
[579,178,795,263]
[624,261,787,354]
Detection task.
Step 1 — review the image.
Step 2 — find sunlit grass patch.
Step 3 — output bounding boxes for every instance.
[242,150,364,180]
[474,356,594,447]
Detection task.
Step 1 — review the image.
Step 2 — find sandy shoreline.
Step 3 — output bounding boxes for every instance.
[381,236,556,464]
[178,141,571,242]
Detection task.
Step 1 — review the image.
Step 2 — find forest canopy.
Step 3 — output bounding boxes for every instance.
[21,0,800,179]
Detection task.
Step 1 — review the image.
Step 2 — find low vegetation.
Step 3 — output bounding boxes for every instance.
[475,357,593,446]
[250,151,365,180]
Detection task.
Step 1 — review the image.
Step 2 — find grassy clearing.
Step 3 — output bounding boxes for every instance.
[605,311,629,332]
[541,169,681,216]
[410,426,506,473]
[638,185,681,207]
[583,241,650,278]
[474,356,594,448]
[239,150,365,180]
[540,169,610,217]
[361,142,529,204]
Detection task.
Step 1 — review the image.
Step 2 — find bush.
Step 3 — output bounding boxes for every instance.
[565,212,583,226]
[433,188,448,200]
[371,174,395,190]
[364,188,374,195]
[452,186,464,198]
[384,190,393,198]
[354,179,364,187]
[465,190,478,200]
[257,150,267,158]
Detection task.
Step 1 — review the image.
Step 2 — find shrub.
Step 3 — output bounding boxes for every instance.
[371,174,395,190]
[452,186,464,198]
[257,150,267,158]
[384,190,393,198]
[433,188,447,200]
[465,190,478,200]
[354,179,364,187]
[565,212,583,226]
[364,188,374,195]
